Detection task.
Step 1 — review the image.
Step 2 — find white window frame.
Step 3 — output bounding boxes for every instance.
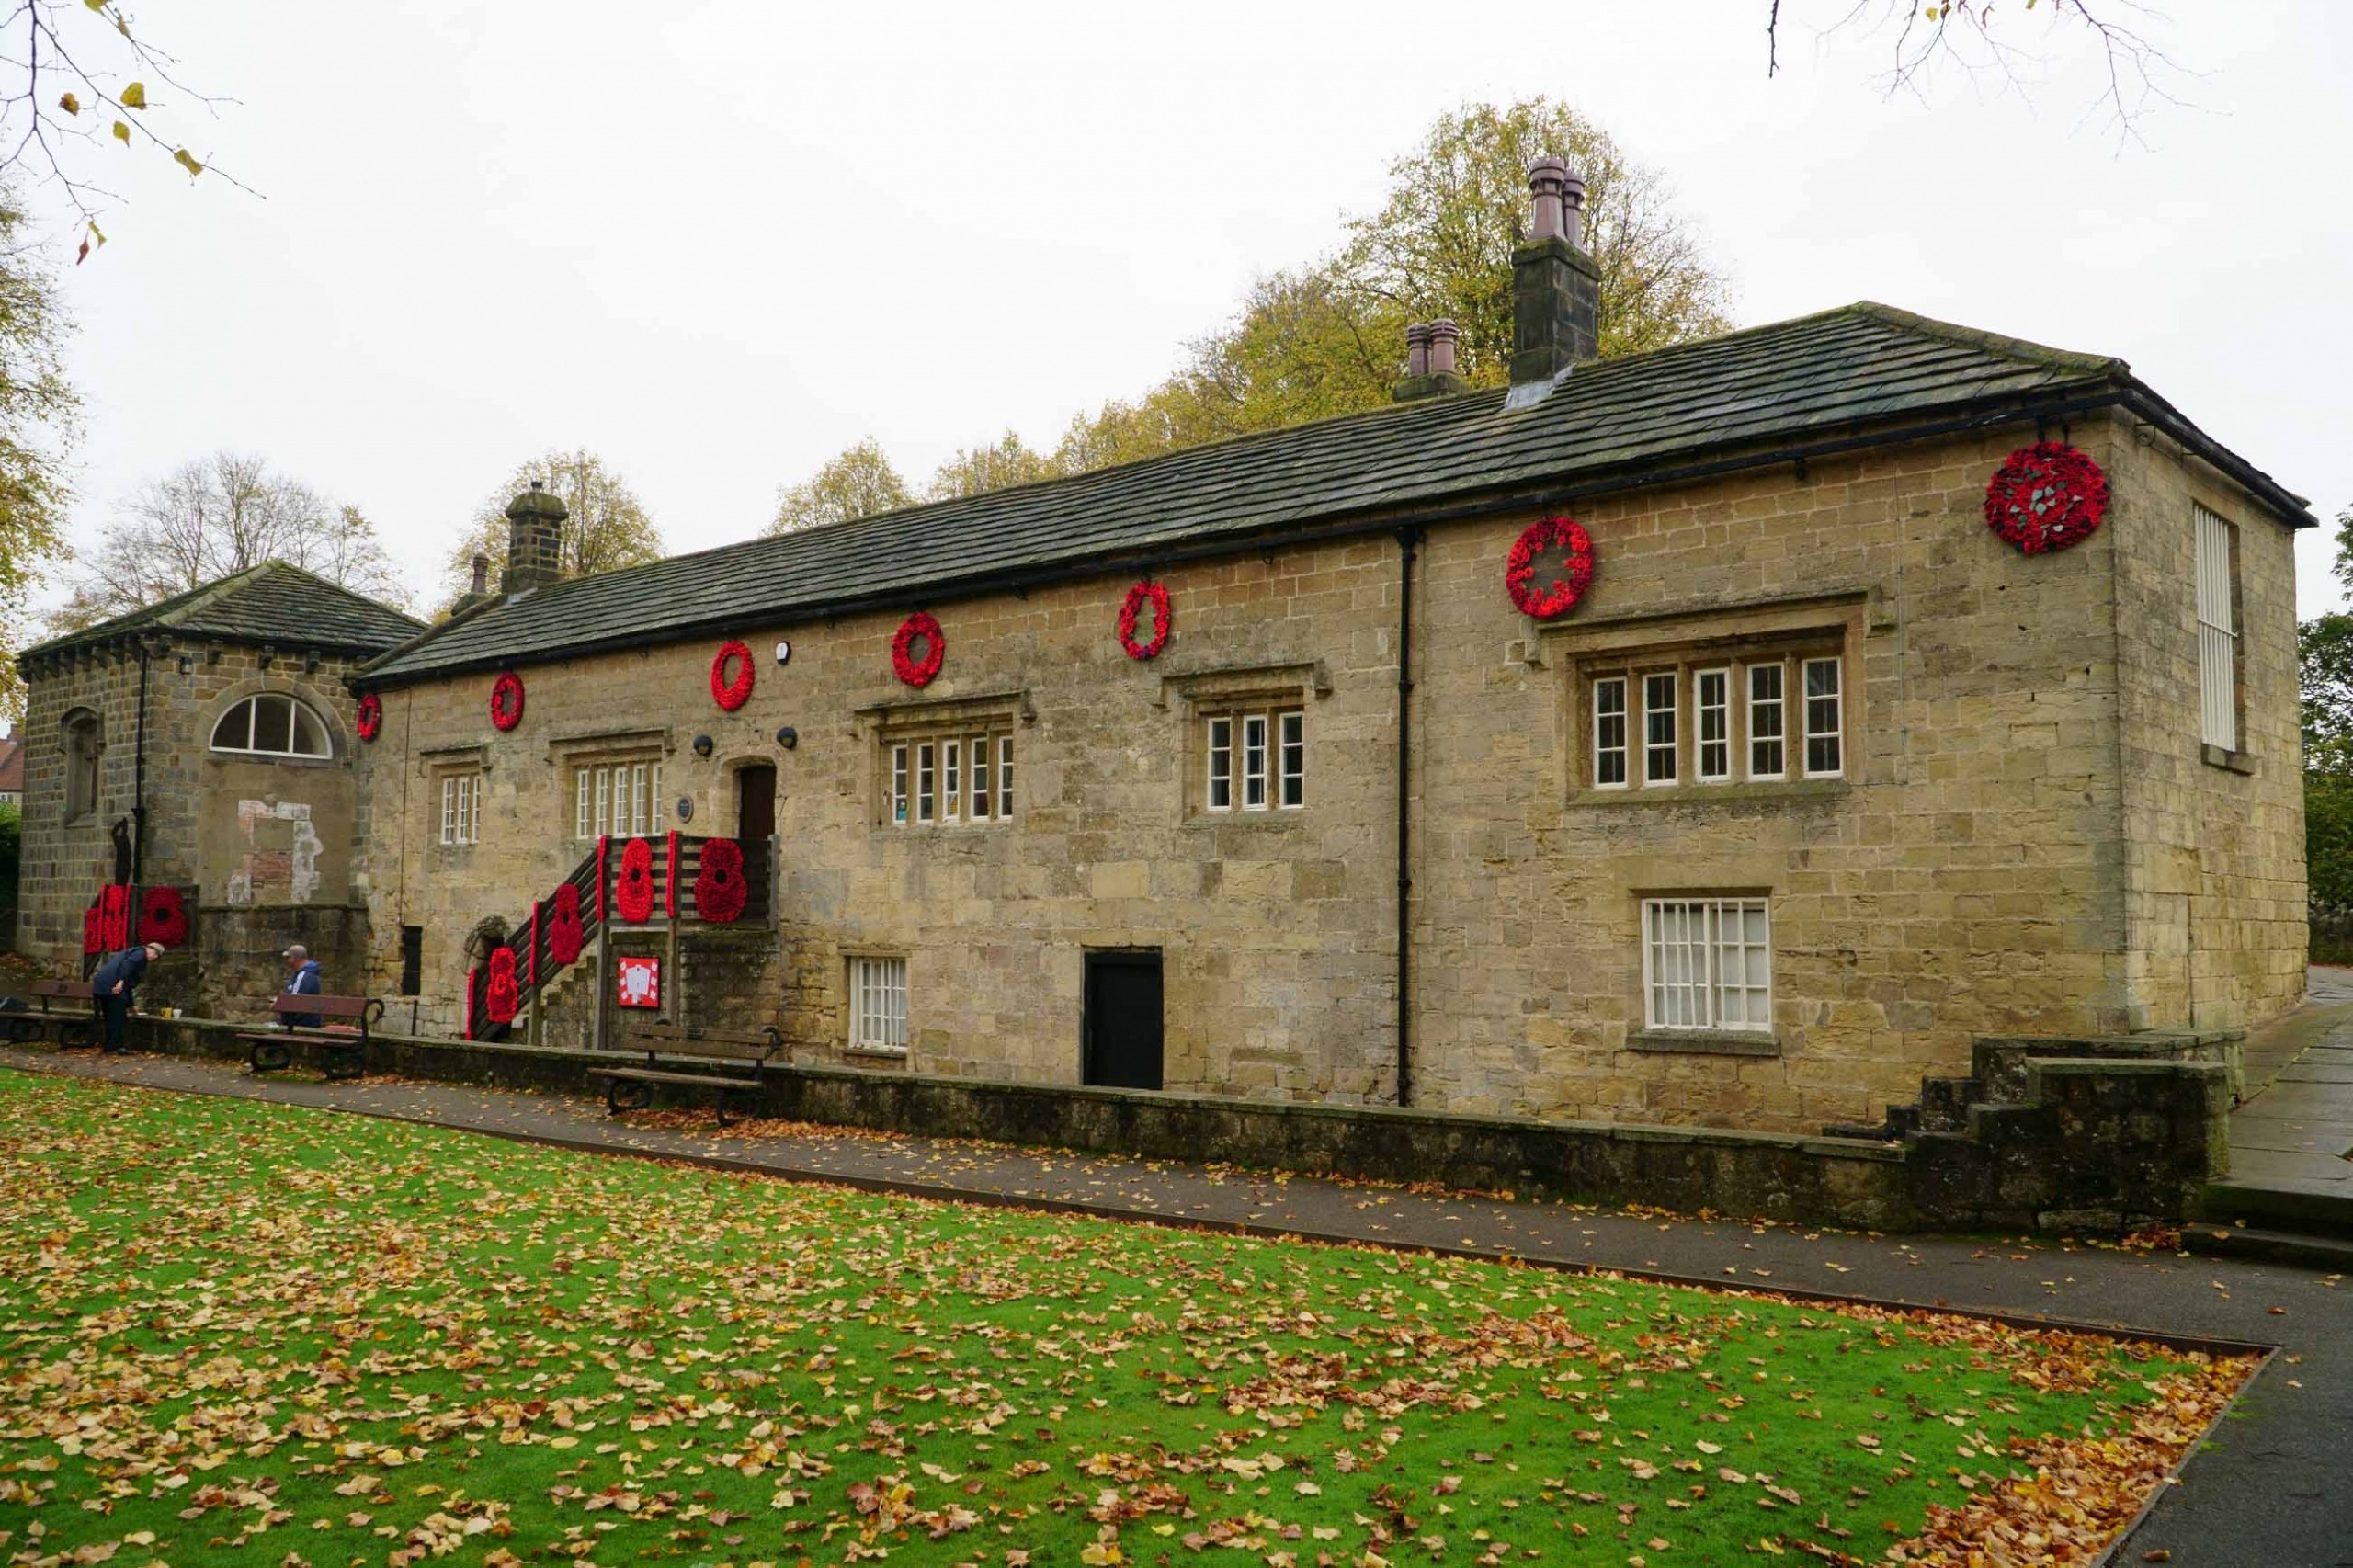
[2195,505,2239,751]
[209,693,332,760]
[916,742,937,824]
[848,956,908,1052]
[1278,711,1305,809]
[1641,898,1772,1033]
[1695,667,1732,783]
[997,733,1014,820]
[1242,714,1270,810]
[1207,716,1234,811]
[439,774,481,846]
[883,732,1012,828]
[891,744,909,826]
[575,770,591,839]
[1746,663,1786,781]
[1594,676,1628,790]
[970,735,994,821]
[1642,672,1677,786]
[943,741,960,822]
[1802,657,1845,779]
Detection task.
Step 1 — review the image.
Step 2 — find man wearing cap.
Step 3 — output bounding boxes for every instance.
[280,945,324,1028]
[90,941,167,1055]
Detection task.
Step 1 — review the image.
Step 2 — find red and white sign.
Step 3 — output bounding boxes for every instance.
[615,956,661,1010]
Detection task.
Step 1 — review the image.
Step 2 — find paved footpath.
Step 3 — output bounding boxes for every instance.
[4,1047,2349,1567]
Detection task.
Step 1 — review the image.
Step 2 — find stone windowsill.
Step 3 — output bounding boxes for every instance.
[1185,808,1308,830]
[1578,778,1848,809]
[2200,744,2256,777]
[844,1042,909,1062]
[1627,1028,1781,1058]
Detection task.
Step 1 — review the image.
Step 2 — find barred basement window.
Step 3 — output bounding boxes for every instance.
[1643,673,1678,785]
[2196,505,2239,751]
[1747,664,1786,780]
[849,956,907,1051]
[1802,658,1844,778]
[440,773,482,846]
[1594,677,1628,789]
[1642,898,1771,1032]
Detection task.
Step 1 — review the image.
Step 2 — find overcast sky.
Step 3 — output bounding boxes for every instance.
[24,1,2353,622]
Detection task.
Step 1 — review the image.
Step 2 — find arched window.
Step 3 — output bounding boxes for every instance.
[210,693,332,759]
[63,708,101,821]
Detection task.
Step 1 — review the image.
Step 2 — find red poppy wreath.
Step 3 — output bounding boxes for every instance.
[139,885,189,948]
[892,612,946,688]
[1505,516,1597,619]
[694,837,749,924]
[1984,441,2109,555]
[489,670,526,732]
[710,640,755,710]
[615,837,656,924]
[355,692,383,743]
[1118,581,1172,661]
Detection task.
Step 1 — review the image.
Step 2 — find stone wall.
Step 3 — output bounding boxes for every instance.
[16,640,376,1014]
[356,412,2306,1135]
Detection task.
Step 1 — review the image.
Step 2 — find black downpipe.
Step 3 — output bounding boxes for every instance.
[131,642,150,886]
[1394,527,1419,1108]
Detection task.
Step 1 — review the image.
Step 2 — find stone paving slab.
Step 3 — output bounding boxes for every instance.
[2229,1119,2353,1156]
[4,1046,2353,1565]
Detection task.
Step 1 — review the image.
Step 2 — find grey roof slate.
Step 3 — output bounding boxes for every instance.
[20,561,426,662]
[362,301,2310,686]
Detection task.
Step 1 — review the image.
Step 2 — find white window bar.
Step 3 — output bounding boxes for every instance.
[997,733,1014,820]
[916,743,936,824]
[1643,672,1677,785]
[633,763,651,835]
[575,771,591,839]
[1747,663,1785,780]
[652,763,663,828]
[1696,667,1731,782]
[1207,716,1233,811]
[595,768,610,837]
[2195,505,2239,751]
[1802,657,1844,778]
[891,744,909,825]
[943,741,960,821]
[1594,677,1628,789]
[1278,710,1304,808]
[971,737,992,821]
[1642,898,1771,1032]
[441,777,457,846]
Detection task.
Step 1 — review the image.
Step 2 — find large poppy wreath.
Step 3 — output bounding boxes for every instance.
[892,612,946,688]
[485,946,520,1025]
[1984,441,2109,555]
[710,640,756,711]
[1505,517,1597,619]
[489,670,527,732]
[694,837,749,923]
[355,692,383,744]
[546,881,585,967]
[1117,581,1173,661]
[139,885,189,948]
[615,836,657,924]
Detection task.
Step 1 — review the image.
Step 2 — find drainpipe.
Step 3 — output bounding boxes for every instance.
[131,642,150,885]
[1394,527,1420,1107]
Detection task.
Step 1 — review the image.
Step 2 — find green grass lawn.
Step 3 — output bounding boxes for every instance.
[0,1071,2247,1568]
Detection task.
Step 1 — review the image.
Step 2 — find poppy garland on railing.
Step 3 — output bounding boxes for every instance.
[1505,516,1597,619]
[694,837,749,923]
[1984,441,2109,555]
[710,639,756,711]
[484,946,520,1026]
[355,692,383,743]
[892,611,946,688]
[546,881,585,966]
[489,670,527,732]
[1117,581,1172,661]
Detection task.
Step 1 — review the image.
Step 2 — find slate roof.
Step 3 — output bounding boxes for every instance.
[362,301,2311,687]
[19,561,426,663]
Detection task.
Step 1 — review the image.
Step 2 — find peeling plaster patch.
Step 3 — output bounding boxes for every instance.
[228,799,323,906]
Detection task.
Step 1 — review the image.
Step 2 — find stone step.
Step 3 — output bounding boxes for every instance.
[2198,1178,2353,1237]
[2181,1221,2353,1273]
[1917,1075,1985,1132]
[1820,1120,1900,1142]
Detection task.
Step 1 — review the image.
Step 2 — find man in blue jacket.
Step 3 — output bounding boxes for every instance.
[90,941,166,1054]
[280,945,324,1028]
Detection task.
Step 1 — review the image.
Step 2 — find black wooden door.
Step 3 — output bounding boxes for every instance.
[1084,950,1164,1090]
[737,764,777,839]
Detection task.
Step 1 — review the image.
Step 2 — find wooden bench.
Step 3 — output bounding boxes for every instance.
[589,1022,782,1127]
[237,994,384,1081]
[2,981,98,1049]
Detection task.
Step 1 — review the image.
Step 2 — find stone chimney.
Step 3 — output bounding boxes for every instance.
[470,554,490,596]
[1391,319,1468,403]
[1509,156,1600,390]
[501,480,568,595]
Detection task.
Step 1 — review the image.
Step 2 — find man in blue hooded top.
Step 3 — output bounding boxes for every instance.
[280,945,324,1028]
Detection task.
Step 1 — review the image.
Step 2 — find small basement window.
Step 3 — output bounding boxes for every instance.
[849,956,908,1052]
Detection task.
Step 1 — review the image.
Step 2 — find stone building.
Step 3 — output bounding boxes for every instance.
[351,165,2313,1133]
[12,563,424,1011]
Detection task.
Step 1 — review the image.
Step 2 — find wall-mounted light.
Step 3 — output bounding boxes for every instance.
[691,733,714,757]
[774,640,792,666]
[676,796,694,823]
[775,726,798,750]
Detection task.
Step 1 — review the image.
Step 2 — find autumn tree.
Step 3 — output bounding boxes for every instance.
[55,452,407,631]
[926,433,1057,503]
[440,449,665,607]
[768,439,913,535]
[0,182,75,722]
